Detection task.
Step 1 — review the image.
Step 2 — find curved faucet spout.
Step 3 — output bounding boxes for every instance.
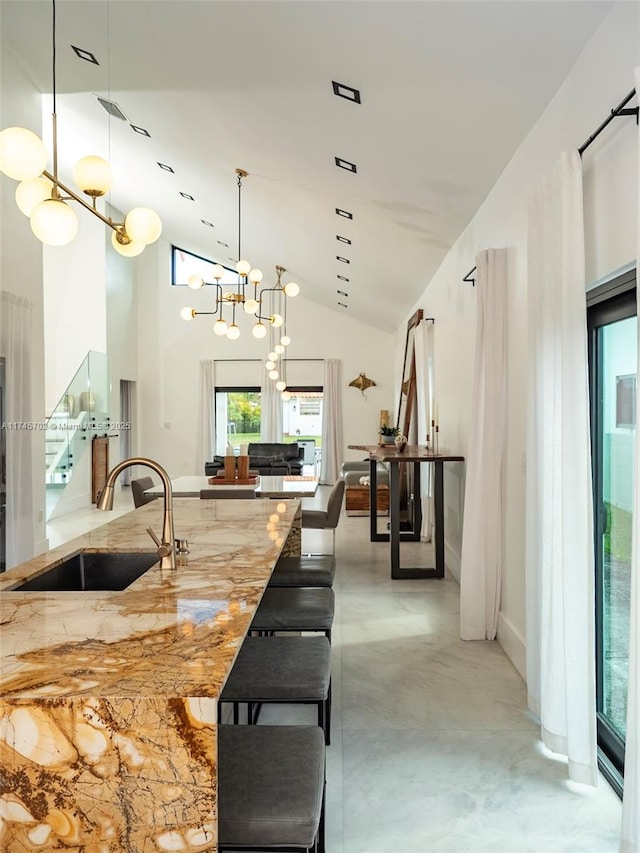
[97,457,175,570]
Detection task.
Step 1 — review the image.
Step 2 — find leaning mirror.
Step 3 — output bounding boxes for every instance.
[397,308,423,442]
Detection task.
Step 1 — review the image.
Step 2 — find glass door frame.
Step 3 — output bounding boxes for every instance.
[587,266,636,795]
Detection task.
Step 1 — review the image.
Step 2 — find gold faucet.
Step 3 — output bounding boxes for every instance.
[97,457,175,570]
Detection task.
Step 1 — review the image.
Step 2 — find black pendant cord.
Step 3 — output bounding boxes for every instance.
[237,171,242,263]
[579,88,637,157]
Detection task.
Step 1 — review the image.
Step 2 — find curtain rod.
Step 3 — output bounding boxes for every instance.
[578,88,637,156]
[462,267,476,287]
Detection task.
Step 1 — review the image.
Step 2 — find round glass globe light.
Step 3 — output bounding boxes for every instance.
[124,207,162,245]
[213,319,228,336]
[111,230,145,257]
[280,335,291,346]
[277,502,287,513]
[282,390,292,401]
[268,351,278,361]
[269,370,279,380]
[227,324,241,340]
[188,275,204,289]
[0,127,47,180]
[180,306,194,321]
[30,198,78,246]
[73,155,112,196]
[271,313,283,328]
[236,259,251,277]
[15,177,52,216]
[284,281,300,297]
[275,344,285,354]
[249,268,263,284]
[212,264,225,280]
[265,360,276,370]
[252,322,267,339]
[276,380,286,391]
[244,298,259,314]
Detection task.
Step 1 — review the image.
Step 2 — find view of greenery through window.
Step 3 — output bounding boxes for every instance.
[221,391,322,449]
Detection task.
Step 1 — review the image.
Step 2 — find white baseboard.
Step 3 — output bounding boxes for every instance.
[48,491,92,520]
[497,611,526,682]
[34,537,50,556]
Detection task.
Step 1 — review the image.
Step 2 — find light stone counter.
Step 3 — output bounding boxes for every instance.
[0,497,300,852]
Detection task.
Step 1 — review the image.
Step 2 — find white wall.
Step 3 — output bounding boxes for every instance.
[43,213,107,414]
[136,241,396,477]
[402,1,639,677]
[0,41,48,560]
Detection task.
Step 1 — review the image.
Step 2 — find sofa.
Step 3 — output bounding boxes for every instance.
[205,442,305,477]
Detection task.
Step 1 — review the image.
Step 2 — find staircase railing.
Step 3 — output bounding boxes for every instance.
[45,352,110,511]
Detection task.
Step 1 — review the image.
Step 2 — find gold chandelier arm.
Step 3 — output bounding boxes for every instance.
[42,169,124,232]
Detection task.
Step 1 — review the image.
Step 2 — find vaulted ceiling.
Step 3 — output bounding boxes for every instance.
[2,1,612,330]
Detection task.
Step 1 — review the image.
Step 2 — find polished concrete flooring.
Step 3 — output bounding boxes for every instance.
[47,490,623,852]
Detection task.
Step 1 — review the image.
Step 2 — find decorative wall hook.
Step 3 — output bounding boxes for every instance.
[349,372,377,400]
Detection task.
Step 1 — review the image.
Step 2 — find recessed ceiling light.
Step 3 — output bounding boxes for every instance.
[337,256,350,264]
[336,208,353,219]
[337,289,349,296]
[201,220,214,227]
[130,125,151,137]
[180,192,194,200]
[338,302,348,308]
[332,81,361,104]
[337,275,349,282]
[97,97,127,121]
[218,240,229,248]
[335,157,357,173]
[72,45,99,65]
[337,235,351,245]
[158,162,174,173]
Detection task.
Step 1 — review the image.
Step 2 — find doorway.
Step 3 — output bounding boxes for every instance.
[588,268,636,792]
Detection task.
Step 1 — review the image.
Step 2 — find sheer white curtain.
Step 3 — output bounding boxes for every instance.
[620,65,640,853]
[320,359,342,484]
[1,291,34,568]
[260,364,283,442]
[459,249,508,641]
[414,318,435,541]
[197,360,216,470]
[525,151,597,786]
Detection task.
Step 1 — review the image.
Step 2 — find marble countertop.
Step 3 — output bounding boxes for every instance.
[0,497,298,700]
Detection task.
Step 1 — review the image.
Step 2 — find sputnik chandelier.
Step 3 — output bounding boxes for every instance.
[0,0,161,254]
[180,168,300,341]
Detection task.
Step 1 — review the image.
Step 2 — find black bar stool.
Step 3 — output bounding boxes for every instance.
[269,555,336,588]
[250,587,335,643]
[218,724,326,853]
[219,636,332,744]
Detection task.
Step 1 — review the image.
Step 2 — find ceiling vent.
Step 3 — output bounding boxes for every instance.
[96,96,128,122]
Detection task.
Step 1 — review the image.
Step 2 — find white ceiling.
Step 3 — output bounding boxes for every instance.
[2,0,612,331]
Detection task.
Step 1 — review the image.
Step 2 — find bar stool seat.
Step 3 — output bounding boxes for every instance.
[218,724,325,853]
[251,587,335,641]
[269,555,336,588]
[220,636,332,743]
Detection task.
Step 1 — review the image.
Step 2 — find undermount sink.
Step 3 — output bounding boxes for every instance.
[11,551,159,592]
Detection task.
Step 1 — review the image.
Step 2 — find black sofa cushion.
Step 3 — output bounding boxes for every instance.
[204,443,304,477]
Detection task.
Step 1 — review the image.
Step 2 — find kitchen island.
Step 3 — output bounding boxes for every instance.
[0,496,300,852]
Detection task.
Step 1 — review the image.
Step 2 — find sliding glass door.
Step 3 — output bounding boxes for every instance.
[588,271,636,789]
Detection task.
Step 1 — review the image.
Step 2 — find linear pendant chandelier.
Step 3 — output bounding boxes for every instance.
[0,0,161,254]
[180,168,300,341]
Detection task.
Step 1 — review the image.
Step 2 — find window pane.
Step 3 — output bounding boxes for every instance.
[599,315,634,740]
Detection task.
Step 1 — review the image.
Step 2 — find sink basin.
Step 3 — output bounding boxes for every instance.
[11,551,159,592]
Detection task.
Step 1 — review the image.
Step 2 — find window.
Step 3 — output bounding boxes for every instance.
[213,386,323,464]
[587,267,636,795]
[172,245,237,286]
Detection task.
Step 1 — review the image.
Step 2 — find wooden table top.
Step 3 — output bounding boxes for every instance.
[348,444,464,463]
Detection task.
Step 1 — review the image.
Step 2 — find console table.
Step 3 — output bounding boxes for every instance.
[348,444,464,579]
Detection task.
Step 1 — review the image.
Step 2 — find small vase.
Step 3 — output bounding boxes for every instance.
[394,434,408,452]
[381,435,395,445]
